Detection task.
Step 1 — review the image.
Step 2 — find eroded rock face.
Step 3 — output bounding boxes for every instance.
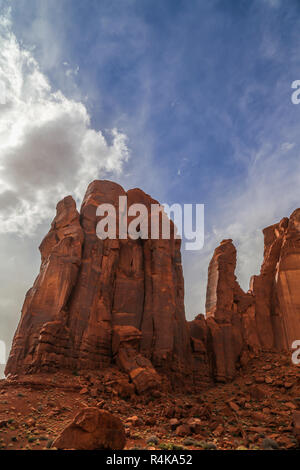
[251,211,300,351]
[5,196,84,374]
[112,325,161,394]
[191,239,259,383]
[6,181,192,391]
[188,314,212,388]
[274,210,300,349]
[5,180,300,389]
[250,218,288,350]
[189,210,300,383]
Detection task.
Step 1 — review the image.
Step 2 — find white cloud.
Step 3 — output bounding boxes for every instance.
[0,9,129,235]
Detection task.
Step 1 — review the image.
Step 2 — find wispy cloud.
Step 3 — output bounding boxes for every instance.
[184,81,300,318]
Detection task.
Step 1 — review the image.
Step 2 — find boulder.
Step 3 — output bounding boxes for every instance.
[52,407,126,450]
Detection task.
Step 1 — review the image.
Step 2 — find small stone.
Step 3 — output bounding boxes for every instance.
[265,376,273,384]
[126,416,143,427]
[262,438,279,450]
[202,442,217,450]
[213,424,224,436]
[169,418,179,430]
[285,402,297,410]
[255,377,265,384]
[145,417,156,426]
[284,382,294,389]
[187,417,202,433]
[146,435,159,445]
[183,438,197,446]
[227,401,239,412]
[249,385,266,401]
[25,418,36,427]
[175,424,191,437]
[89,387,98,398]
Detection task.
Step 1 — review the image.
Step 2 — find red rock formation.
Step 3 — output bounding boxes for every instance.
[5,180,300,390]
[250,218,288,350]
[112,325,161,394]
[251,211,300,351]
[205,239,237,321]
[189,210,300,383]
[5,196,84,374]
[273,210,300,349]
[190,239,259,382]
[6,181,192,392]
[188,314,212,387]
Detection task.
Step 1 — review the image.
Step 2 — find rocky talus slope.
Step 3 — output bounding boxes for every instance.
[0,351,299,450]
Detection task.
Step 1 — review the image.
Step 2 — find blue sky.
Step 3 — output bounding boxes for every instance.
[1,0,300,367]
[9,0,300,208]
[10,0,297,197]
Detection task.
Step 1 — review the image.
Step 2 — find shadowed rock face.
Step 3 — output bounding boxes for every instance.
[5,180,300,389]
[5,181,192,391]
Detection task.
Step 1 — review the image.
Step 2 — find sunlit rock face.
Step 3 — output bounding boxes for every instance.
[273,210,300,349]
[5,180,300,389]
[192,210,300,383]
[5,180,192,391]
[251,212,300,351]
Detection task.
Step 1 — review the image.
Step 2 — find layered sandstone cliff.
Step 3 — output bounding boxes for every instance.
[250,211,300,351]
[5,181,300,391]
[189,212,300,383]
[5,181,192,392]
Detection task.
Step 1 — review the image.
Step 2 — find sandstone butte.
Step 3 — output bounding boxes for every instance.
[5,180,300,392]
